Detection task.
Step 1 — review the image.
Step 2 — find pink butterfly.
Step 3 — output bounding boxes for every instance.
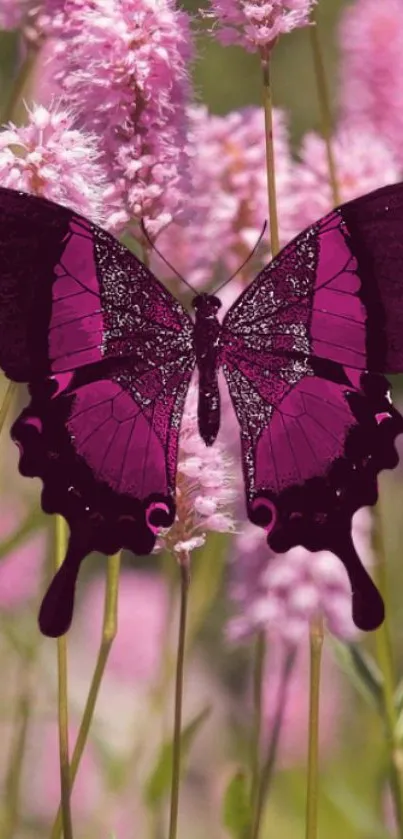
[0,184,402,636]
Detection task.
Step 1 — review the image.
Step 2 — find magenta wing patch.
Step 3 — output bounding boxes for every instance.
[221,184,403,632]
[0,187,195,637]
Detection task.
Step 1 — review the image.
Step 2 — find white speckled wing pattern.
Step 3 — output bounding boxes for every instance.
[220,219,318,516]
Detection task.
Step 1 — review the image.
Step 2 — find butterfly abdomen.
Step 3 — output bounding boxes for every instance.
[192,294,222,447]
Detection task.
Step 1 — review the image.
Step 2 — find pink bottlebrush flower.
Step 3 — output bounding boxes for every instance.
[290,125,400,233]
[201,0,316,53]
[156,381,238,557]
[262,637,342,766]
[339,0,403,167]
[151,105,296,292]
[28,39,62,107]
[79,569,170,684]
[23,720,102,822]
[44,0,195,237]
[227,508,374,644]
[0,1,28,30]
[0,102,108,223]
[0,1,64,42]
[0,501,47,610]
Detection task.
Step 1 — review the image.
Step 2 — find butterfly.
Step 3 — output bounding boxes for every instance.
[0,183,402,638]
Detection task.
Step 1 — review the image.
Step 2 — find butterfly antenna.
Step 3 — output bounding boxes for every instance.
[214,220,268,293]
[140,219,198,294]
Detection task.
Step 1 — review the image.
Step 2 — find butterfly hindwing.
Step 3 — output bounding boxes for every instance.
[0,187,195,636]
[220,182,403,631]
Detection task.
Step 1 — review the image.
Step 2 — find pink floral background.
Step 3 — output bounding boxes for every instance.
[0,1,402,838]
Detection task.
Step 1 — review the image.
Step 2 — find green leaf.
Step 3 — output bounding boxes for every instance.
[394,679,403,714]
[394,698,403,744]
[144,705,211,807]
[323,779,391,838]
[330,639,384,714]
[222,769,251,839]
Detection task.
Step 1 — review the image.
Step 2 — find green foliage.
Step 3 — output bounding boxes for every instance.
[222,769,252,839]
[145,705,211,807]
[330,639,384,714]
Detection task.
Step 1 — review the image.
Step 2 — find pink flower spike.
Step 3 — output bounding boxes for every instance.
[151,105,297,293]
[0,1,27,30]
[201,0,317,53]
[339,0,403,167]
[228,508,374,643]
[0,101,108,223]
[44,0,195,237]
[155,382,238,556]
[290,125,400,233]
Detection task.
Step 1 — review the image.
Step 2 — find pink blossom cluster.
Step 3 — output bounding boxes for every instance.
[152,105,296,292]
[339,0,403,167]
[42,0,194,237]
[228,508,374,644]
[201,0,317,53]
[0,0,64,40]
[0,103,108,222]
[290,125,400,232]
[155,382,238,557]
[0,0,29,30]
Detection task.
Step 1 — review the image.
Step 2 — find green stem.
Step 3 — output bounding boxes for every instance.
[373,504,403,838]
[250,632,267,819]
[261,51,280,258]
[168,554,190,839]
[55,516,73,839]
[2,651,36,838]
[249,44,287,839]
[309,16,340,207]
[0,380,17,438]
[305,614,324,839]
[250,646,297,839]
[50,551,121,839]
[1,45,39,124]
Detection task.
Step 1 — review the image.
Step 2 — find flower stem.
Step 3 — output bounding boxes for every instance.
[249,44,289,839]
[373,504,403,838]
[305,614,324,839]
[309,14,340,207]
[250,631,266,819]
[260,51,280,258]
[168,554,190,839]
[250,645,297,839]
[2,649,37,838]
[0,380,17,438]
[55,515,73,839]
[51,551,121,839]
